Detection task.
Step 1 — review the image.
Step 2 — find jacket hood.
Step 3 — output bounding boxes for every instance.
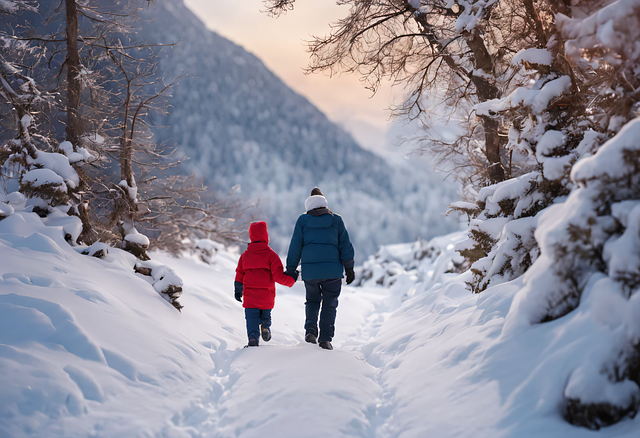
[307,207,333,217]
[305,195,328,212]
[249,221,269,243]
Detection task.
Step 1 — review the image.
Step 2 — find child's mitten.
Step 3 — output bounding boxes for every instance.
[234,281,243,302]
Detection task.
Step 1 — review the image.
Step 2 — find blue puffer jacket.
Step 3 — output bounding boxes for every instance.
[286,208,355,281]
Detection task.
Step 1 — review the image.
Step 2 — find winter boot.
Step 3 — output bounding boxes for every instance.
[261,325,271,342]
[319,341,333,350]
[305,330,317,344]
[247,338,259,347]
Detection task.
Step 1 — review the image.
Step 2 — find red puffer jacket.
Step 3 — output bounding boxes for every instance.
[235,222,295,309]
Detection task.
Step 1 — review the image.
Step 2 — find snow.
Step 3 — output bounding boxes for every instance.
[478,216,539,288]
[576,129,604,157]
[565,361,640,407]
[1,191,640,436]
[536,130,565,160]
[454,0,500,31]
[366,264,639,437]
[559,0,640,64]
[28,150,79,189]
[503,190,593,331]
[119,179,138,202]
[22,168,65,188]
[124,230,149,247]
[0,201,14,218]
[572,118,640,182]
[476,76,572,116]
[608,115,627,133]
[627,293,640,342]
[591,277,627,330]
[449,200,477,211]
[476,171,541,219]
[603,204,640,278]
[512,48,554,66]
[211,347,380,437]
[543,154,573,180]
[78,241,111,258]
[59,141,92,164]
[0,0,19,13]
[20,114,32,131]
[42,207,83,244]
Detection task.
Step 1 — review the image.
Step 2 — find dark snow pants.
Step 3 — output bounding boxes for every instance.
[304,278,341,343]
[245,308,271,342]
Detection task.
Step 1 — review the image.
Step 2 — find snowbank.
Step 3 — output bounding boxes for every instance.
[363,241,640,437]
[0,194,212,437]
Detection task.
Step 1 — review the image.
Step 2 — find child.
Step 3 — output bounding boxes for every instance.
[234,221,297,346]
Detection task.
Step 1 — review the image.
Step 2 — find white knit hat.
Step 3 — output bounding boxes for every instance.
[305,195,328,211]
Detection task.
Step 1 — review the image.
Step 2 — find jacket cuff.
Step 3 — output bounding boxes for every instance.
[343,260,354,269]
[234,281,243,295]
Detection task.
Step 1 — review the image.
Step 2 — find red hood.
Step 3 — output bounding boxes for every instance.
[249,221,269,243]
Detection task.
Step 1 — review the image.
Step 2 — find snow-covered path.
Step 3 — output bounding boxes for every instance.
[0,204,401,438]
[157,253,391,438]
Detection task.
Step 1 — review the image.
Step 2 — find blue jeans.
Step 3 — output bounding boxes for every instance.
[304,278,341,343]
[245,308,271,342]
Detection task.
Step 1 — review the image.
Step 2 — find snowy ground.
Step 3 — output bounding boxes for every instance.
[1,201,640,437]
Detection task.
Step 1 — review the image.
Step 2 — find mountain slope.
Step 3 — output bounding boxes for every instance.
[139,0,459,258]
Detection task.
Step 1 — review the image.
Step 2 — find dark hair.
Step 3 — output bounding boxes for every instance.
[310,187,324,196]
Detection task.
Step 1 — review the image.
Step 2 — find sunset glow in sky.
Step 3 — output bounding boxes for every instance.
[183,0,398,147]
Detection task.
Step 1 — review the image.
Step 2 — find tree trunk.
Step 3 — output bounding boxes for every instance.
[120,84,135,188]
[480,116,505,183]
[120,137,134,187]
[65,0,81,148]
[414,5,506,184]
[470,75,505,183]
[466,31,506,184]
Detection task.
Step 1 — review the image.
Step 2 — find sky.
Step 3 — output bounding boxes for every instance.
[183,0,400,151]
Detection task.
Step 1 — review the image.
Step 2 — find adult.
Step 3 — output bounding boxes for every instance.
[285,188,355,350]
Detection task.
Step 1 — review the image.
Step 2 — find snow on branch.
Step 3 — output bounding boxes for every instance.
[475,76,573,116]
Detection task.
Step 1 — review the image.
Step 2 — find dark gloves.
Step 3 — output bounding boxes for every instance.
[285,268,299,282]
[234,281,243,302]
[345,267,355,285]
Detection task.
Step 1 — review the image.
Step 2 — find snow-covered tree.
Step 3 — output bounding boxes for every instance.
[454,0,640,428]
[3,0,245,261]
[1,2,89,242]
